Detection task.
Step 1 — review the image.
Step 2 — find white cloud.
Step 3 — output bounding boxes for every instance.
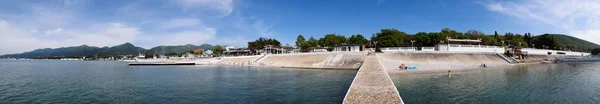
[160,18,202,30]
[0,0,268,55]
[44,28,63,34]
[481,0,600,44]
[484,2,504,12]
[215,35,249,47]
[0,20,140,55]
[173,0,234,16]
[252,20,276,37]
[160,28,217,45]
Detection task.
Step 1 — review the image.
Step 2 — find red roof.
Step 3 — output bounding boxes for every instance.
[193,49,204,53]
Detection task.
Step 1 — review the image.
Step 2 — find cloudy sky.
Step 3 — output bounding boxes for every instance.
[1,0,599,55]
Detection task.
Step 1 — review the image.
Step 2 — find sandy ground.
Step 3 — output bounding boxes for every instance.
[260,53,366,69]
[208,53,366,69]
[260,54,330,67]
[377,53,509,73]
[216,56,260,66]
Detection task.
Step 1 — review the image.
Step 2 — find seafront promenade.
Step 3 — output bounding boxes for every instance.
[343,54,404,104]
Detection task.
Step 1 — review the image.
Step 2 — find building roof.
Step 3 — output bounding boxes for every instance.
[224,50,251,53]
[193,49,204,53]
[334,44,363,47]
[447,39,482,43]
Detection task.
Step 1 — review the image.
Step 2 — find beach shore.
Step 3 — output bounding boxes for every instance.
[376,52,555,74]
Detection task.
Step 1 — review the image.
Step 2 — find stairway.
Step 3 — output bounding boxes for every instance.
[253,54,268,63]
[496,53,518,64]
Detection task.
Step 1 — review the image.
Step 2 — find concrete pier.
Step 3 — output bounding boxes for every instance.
[343,55,404,104]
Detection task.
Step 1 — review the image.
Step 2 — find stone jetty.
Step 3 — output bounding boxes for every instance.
[343,54,403,104]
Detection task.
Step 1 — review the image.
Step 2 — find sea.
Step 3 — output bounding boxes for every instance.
[391,62,600,104]
[0,60,357,104]
[3,60,599,104]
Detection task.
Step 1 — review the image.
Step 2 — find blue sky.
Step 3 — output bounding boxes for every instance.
[1,0,599,54]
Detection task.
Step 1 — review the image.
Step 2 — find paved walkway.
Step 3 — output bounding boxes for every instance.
[343,55,404,104]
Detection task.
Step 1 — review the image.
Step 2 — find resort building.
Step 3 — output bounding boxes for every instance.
[311,48,329,52]
[435,38,504,53]
[260,45,298,54]
[224,46,253,56]
[332,44,364,52]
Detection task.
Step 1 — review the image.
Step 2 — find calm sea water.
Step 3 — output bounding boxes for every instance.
[391,62,600,104]
[0,60,357,104]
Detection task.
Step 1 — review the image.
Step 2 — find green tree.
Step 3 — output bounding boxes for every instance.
[213,45,224,56]
[319,34,347,47]
[372,29,409,47]
[524,33,533,46]
[301,36,319,49]
[348,34,369,44]
[464,30,484,39]
[464,30,497,45]
[295,35,306,48]
[592,48,600,55]
[533,34,560,49]
[440,28,465,39]
[166,52,178,56]
[247,37,281,50]
[414,32,431,46]
[492,31,505,46]
[144,53,156,58]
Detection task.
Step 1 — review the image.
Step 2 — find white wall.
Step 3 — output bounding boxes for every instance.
[447,44,504,53]
[521,48,590,56]
[422,47,435,51]
[381,47,417,52]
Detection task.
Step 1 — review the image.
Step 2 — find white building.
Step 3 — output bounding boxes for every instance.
[332,44,363,52]
[436,38,504,53]
[225,46,239,51]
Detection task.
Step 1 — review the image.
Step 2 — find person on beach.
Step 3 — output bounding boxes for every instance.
[448,70,452,78]
[399,64,406,70]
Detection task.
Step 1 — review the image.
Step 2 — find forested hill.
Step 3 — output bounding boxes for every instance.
[0,43,214,59]
[545,34,600,50]
[147,44,213,54]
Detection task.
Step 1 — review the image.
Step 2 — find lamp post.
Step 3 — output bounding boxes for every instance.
[373,41,379,52]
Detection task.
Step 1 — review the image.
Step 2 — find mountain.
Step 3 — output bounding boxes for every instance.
[96,43,147,56]
[147,44,213,54]
[0,43,215,59]
[539,34,600,51]
[0,43,146,58]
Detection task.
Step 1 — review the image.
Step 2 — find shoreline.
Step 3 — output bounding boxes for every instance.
[385,62,550,75]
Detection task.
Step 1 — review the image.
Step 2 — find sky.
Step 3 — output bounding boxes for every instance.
[1,0,600,55]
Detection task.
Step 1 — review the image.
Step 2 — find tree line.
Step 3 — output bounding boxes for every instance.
[291,28,587,51]
[295,34,369,50]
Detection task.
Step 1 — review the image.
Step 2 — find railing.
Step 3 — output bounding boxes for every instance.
[496,53,518,63]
